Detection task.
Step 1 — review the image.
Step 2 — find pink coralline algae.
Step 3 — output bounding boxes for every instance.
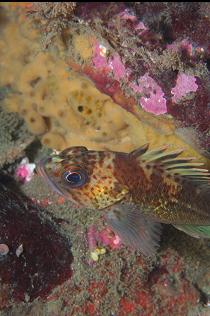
[167,39,193,56]
[171,73,198,103]
[109,53,127,81]
[98,227,122,249]
[15,158,36,183]
[118,8,137,22]
[87,225,121,252]
[118,9,148,35]
[92,42,108,70]
[135,21,148,36]
[130,73,167,115]
[92,42,128,81]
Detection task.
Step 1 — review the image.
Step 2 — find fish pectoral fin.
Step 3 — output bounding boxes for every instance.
[105,202,162,257]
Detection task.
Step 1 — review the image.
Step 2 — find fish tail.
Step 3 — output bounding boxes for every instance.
[174,224,210,239]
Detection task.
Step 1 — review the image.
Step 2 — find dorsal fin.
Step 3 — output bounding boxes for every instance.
[59,146,88,158]
[130,145,210,191]
[129,144,149,158]
[141,148,183,163]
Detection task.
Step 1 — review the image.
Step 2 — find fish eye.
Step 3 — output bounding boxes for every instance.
[63,170,88,188]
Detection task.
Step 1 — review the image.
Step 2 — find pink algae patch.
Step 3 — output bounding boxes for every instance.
[98,227,122,249]
[130,73,167,115]
[92,42,127,81]
[118,8,137,22]
[87,225,121,251]
[109,53,127,81]
[167,39,193,56]
[135,21,148,35]
[15,158,36,183]
[92,42,108,69]
[171,73,198,103]
[118,8,148,34]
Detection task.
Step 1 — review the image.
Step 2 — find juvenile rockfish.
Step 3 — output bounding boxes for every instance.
[38,145,210,256]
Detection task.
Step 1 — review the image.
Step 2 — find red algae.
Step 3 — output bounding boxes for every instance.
[117,250,199,316]
[0,175,73,308]
[119,297,136,314]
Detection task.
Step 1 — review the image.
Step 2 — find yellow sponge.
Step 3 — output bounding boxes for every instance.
[24,110,47,135]
[4,95,20,113]
[41,132,67,151]
[73,34,93,60]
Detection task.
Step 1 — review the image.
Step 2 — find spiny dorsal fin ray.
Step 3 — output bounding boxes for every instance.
[131,145,210,191]
[59,146,88,158]
[142,150,184,163]
[130,144,149,158]
[162,157,197,164]
[165,162,204,169]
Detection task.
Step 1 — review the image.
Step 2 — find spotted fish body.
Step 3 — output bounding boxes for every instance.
[38,145,210,256]
[38,147,129,209]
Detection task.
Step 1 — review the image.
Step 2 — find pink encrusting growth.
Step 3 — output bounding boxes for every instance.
[171,73,198,103]
[92,42,128,81]
[97,227,122,249]
[15,158,36,183]
[118,8,137,22]
[135,21,148,35]
[167,39,193,56]
[87,225,121,251]
[92,42,108,69]
[130,73,167,115]
[118,8,148,35]
[109,53,127,81]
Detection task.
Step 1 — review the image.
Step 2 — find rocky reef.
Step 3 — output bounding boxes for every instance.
[0,2,210,316]
[0,174,73,311]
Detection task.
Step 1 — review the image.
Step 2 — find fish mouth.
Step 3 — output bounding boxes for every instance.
[37,157,66,197]
[37,157,84,207]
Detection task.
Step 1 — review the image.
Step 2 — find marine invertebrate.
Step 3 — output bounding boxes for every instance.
[0,9,134,153]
